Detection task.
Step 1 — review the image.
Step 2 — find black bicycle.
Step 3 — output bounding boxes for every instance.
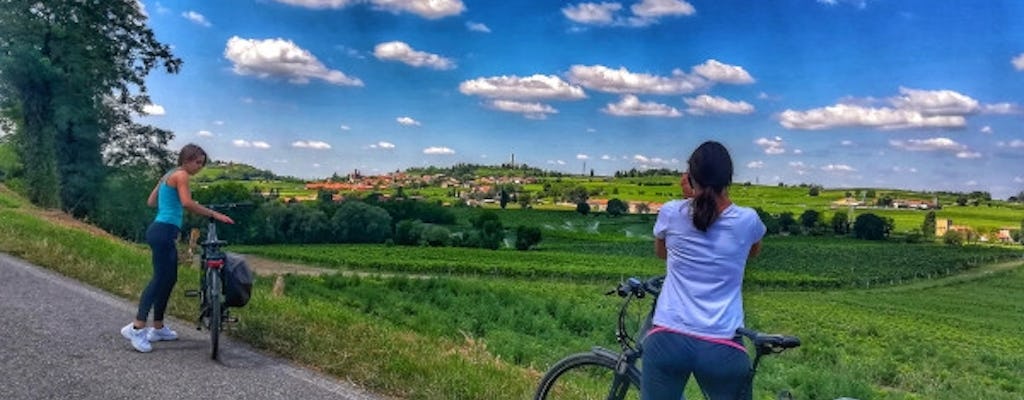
[184,203,240,360]
[534,276,801,400]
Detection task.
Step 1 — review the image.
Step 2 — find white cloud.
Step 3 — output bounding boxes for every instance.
[779,103,965,130]
[182,11,211,27]
[562,2,621,25]
[601,154,613,160]
[213,120,225,126]
[746,161,764,169]
[889,137,981,159]
[547,159,567,165]
[603,95,681,117]
[980,126,992,134]
[567,64,706,95]
[142,104,165,116]
[631,154,676,166]
[274,0,464,19]
[1014,176,1024,183]
[562,0,694,27]
[373,41,455,70]
[340,124,351,131]
[459,75,586,100]
[789,161,810,175]
[691,59,755,84]
[577,154,590,160]
[396,116,421,126]
[841,140,854,146]
[1002,139,1024,148]
[587,128,597,133]
[965,180,977,186]
[197,130,213,137]
[466,21,490,33]
[1013,53,1024,71]
[423,146,455,155]
[232,139,252,148]
[792,149,803,155]
[224,36,363,86]
[684,95,754,115]
[487,100,558,119]
[292,140,332,149]
[822,164,856,172]
[754,137,785,155]
[890,87,979,116]
[982,103,1020,114]
[371,141,395,149]
[252,141,271,149]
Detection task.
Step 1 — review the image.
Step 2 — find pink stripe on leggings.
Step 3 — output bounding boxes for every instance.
[647,325,747,353]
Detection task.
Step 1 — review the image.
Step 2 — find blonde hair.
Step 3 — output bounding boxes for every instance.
[177,143,208,167]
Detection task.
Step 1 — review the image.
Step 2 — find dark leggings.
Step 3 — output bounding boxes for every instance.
[641,330,752,400]
[136,222,180,322]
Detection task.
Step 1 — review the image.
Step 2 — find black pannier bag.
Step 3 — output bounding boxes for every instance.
[223,253,254,307]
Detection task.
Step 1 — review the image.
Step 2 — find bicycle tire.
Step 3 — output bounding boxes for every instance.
[534,351,641,400]
[207,269,222,360]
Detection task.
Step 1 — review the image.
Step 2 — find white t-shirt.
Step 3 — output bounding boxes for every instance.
[652,199,766,339]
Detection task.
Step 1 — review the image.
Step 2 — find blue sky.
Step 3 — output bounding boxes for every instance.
[136,0,1024,198]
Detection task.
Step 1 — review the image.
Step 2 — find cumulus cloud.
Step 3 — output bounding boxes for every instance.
[577,154,590,160]
[563,0,694,27]
[889,137,981,158]
[754,137,785,155]
[777,87,1006,130]
[252,141,271,149]
[182,11,211,27]
[370,141,395,149]
[466,21,491,33]
[292,140,332,149]
[340,124,351,131]
[142,104,165,116]
[374,41,455,70]
[601,154,613,160]
[567,64,706,94]
[603,95,681,117]
[487,100,558,119]
[232,139,252,148]
[747,161,764,169]
[548,160,567,165]
[1014,53,1024,71]
[632,154,678,167]
[789,161,811,175]
[841,140,854,146]
[224,36,363,86]
[684,95,754,115]
[274,0,464,19]
[396,116,421,126]
[197,130,213,137]
[779,103,965,130]
[423,146,455,155]
[459,74,586,100]
[691,59,755,84]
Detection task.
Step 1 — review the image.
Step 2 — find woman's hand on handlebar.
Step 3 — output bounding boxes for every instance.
[213,212,235,224]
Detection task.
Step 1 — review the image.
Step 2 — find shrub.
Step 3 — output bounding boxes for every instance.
[394,219,425,246]
[853,213,887,240]
[331,200,392,243]
[421,225,451,247]
[606,198,628,217]
[943,230,963,246]
[515,225,542,250]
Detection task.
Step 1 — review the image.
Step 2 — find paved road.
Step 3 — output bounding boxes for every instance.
[0,253,386,400]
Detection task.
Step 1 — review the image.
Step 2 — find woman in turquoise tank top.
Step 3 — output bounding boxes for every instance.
[120,144,234,353]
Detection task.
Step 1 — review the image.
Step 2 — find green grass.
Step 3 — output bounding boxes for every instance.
[2,184,1023,400]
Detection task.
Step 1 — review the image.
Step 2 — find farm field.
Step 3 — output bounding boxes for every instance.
[1,184,1022,399]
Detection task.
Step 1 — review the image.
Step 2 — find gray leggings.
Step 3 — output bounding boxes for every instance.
[641,329,752,400]
[136,222,179,322]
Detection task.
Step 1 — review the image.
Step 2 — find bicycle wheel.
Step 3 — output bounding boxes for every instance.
[535,352,641,400]
[206,269,222,360]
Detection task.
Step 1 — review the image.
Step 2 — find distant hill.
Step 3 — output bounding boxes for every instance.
[194,161,302,183]
[404,163,568,178]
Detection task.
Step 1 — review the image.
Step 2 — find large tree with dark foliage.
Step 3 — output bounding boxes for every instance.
[0,0,181,216]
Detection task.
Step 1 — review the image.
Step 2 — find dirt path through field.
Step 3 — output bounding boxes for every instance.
[871,258,1024,292]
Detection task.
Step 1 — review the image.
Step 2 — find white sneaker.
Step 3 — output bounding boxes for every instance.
[120,323,152,353]
[147,326,178,342]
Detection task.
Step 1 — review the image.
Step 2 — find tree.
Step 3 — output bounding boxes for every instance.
[331,201,392,243]
[517,192,532,209]
[754,207,780,235]
[799,210,820,230]
[922,211,936,239]
[853,213,887,240]
[499,189,509,209]
[566,185,589,204]
[576,201,591,216]
[635,202,651,215]
[865,189,876,199]
[831,211,849,235]
[808,186,820,197]
[0,1,181,216]
[514,225,542,250]
[942,230,963,246]
[606,198,628,217]
[778,212,797,234]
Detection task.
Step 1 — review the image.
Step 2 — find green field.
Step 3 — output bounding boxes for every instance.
[1,183,1022,399]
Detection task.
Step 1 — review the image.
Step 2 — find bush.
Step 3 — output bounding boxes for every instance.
[853,213,887,240]
[943,230,963,246]
[606,198,627,217]
[394,219,425,246]
[515,225,542,250]
[421,225,451,247]
[576,201,590,215]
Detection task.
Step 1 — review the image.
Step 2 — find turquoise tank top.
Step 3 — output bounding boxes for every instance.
[154,169,185,228]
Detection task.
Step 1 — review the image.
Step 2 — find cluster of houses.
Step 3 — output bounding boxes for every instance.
[829,197,940,210]
[936,219,1017,243]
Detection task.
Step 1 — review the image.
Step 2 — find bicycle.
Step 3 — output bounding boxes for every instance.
[184,203,241,360]
[534,276,801,400]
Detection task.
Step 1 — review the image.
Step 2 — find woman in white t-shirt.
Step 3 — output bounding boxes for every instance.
[642,141,767,400]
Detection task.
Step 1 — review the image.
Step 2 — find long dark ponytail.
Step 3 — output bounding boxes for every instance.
[688,141,733,232]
